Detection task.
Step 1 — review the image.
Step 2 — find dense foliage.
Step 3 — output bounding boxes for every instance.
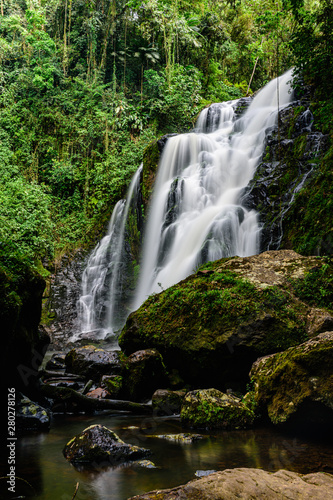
[0,0,332,274]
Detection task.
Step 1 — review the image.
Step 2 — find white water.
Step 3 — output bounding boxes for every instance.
[78,70,294,338]
[77,166,142,340]
[133,70,294,308]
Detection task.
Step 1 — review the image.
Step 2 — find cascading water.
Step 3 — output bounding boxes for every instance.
[77,70,294,340]
[133,70,294,308]
[76,166,143,342]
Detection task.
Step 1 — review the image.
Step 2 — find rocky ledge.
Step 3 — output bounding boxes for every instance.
[128,468,333,499]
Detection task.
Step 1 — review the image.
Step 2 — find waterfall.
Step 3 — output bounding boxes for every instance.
[133,70,294,308]
[76,166,142,342]
[78,70,294,340]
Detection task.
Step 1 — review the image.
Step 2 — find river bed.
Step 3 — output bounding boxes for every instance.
[9,411,333,500]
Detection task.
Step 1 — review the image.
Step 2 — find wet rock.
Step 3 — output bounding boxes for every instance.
[128,468,333,499]
[16,394,50,432]
[65,345,123,381]
[195,470,217,478]
[122,349,167,402]
[250,331,333,430]
[152,389,186,415]
[45,353,66,370]
[134,460,157,469]
[100,375,123,398]
[151,433,205,444]
[63,424,150,466]
[119,251,332,390]
[181,389,254,430]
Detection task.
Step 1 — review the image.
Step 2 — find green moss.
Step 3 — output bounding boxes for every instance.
[142,139,161,207]
[181,389,255,429]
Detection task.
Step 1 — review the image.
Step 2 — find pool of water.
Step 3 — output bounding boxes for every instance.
[3,412,333,500]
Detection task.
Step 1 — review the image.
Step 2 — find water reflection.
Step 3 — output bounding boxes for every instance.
[13,413,333,500]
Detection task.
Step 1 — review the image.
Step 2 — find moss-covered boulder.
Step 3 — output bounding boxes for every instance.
[152,389,186,415]
[181,388,254,429]
[65,345,123,381]
[63,424,150,466]
[119,251,333,389]
[100,375,123,398]
[122,349,168,402]
[250,331,333,429]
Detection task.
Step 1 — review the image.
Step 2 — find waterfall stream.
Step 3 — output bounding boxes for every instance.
[78,70,294,340]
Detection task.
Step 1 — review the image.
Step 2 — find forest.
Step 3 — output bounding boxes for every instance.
[1,0,332,276]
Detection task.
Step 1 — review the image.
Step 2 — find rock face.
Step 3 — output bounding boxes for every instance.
[181,389,254,429]
[0,251,49,397]
[65,345,123,380]
[128,468,333,500]
[242,90,330,255]
[250,331,333,429]
[63,424,150,466]
[119,251,333,389]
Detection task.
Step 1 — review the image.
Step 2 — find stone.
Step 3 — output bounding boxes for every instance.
[100,375,123,398]
[63,424,151,466]
[151,433,205,444]
[119,251,333,389]
[128,468,333,499]
[122,349,167,402]
[250,331,333,429]
[152,389,186,415]
[16,394,50,432]
[45,353,66,370]
[180,388,254,430]
[65,345,123,380]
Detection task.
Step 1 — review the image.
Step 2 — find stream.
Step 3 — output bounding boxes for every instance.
[10,413,333,499]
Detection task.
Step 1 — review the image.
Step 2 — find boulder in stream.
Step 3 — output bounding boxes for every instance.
[16,394,50,432]
[65,345,123,380]
[181,388,254,430]
[63,424,151,466]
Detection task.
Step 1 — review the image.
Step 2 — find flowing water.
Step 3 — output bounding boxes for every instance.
[77,166,143,342]
[78,70,294,339]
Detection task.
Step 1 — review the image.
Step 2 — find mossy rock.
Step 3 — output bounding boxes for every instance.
[250,331,333,429]
[119,251,331,390]
[180,388,255,430]
[63,424,150,466]
[100,375,123,398]
[122,349,168,402]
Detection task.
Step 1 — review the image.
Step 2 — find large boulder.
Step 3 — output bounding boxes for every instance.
[180,389,254,430]
[152,389,186,415]
[122,349,168,402]
[65,345,123,380]
[128,468,333,499]
[119,251,333,389]
[63,424,150,466]
[250,331,333,429]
